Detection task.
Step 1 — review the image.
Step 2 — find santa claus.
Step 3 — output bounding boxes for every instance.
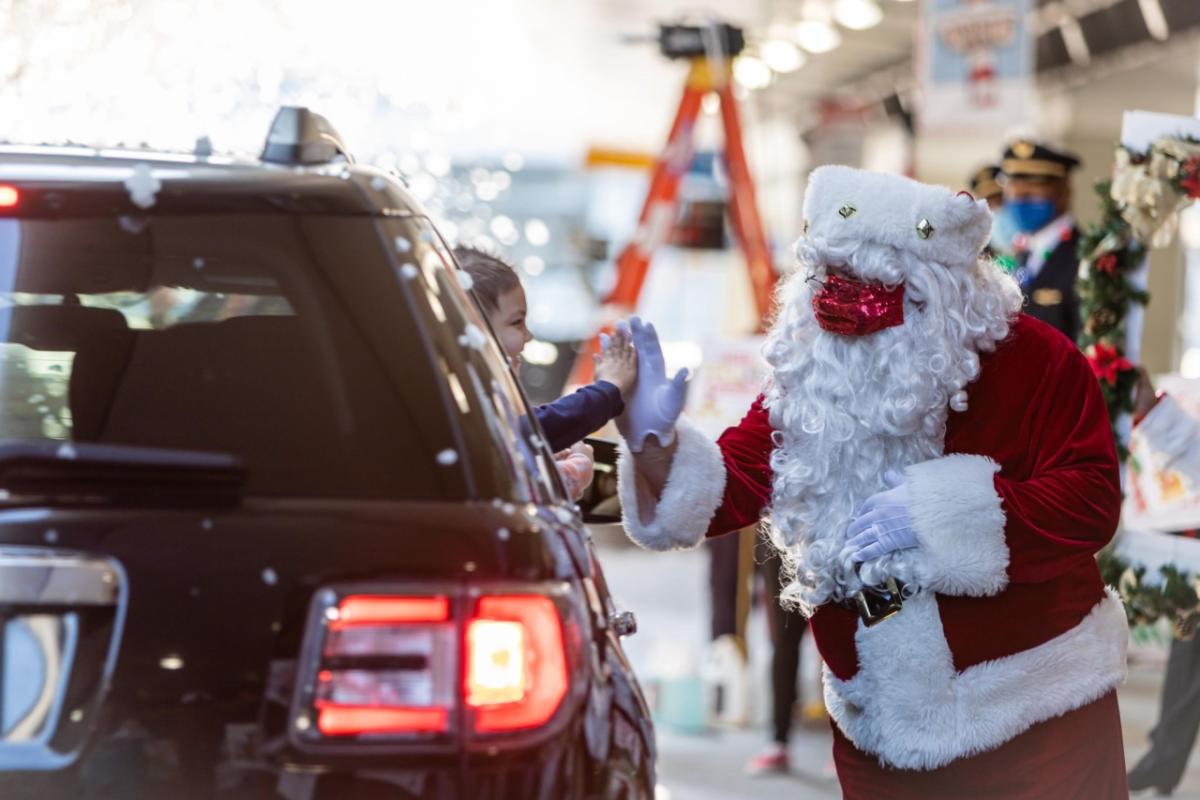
[615,166,1128,797]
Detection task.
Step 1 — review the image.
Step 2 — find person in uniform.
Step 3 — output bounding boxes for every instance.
[969,165,1004,211]
[1000,140,1082,342]
[969,164,1010,261]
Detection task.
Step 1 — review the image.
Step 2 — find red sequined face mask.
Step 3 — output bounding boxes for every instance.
[811,273,905,336]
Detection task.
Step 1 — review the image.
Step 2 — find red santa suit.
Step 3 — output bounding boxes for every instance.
[618,168,1128,798]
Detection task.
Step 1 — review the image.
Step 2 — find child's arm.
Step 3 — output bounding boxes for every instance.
[533,327,637,451]
[534,383,623,452]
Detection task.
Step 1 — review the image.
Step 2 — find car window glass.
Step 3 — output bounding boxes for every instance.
[0,215,469,501]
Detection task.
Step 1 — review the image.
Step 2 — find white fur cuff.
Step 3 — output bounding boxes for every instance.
[906,454,1008,597]
[825,589,1128,770]
[617,419,727,551]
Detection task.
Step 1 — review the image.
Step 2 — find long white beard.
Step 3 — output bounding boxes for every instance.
[763,236,1020,615]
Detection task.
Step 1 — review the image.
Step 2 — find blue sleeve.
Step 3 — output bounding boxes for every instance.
[533,381,625,452]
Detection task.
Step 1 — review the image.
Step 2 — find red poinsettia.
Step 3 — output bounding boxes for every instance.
[1095,253,1118,274]
[1181,156,1200,199]
[1087,342,1134,386]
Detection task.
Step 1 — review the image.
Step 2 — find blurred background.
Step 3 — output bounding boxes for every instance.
[7,0,1200,795]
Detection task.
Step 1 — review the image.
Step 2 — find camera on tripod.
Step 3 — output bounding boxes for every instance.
[657,23,745,60]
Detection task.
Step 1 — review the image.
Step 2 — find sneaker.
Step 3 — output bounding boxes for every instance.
[745,744,790,776]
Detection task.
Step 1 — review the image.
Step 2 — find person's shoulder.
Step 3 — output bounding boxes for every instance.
[1005,313,1075,349]
[988,313,1085,375]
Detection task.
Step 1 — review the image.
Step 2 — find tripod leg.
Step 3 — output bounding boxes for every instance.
[606,80,706,309]
[715,82,776,328]
[567,67,707,386]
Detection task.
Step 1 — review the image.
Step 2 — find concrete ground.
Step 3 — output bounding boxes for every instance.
[591,528,1200,800]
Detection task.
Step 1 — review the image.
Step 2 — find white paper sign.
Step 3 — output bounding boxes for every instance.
[1123,374,1200,533]
[687,336,768,440]
[1120,110,1200,152]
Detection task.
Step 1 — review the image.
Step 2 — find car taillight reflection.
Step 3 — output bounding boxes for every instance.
[466,619,526,706]
[0,186,18,208]
[294,587,570,745]
[466,596,568,733]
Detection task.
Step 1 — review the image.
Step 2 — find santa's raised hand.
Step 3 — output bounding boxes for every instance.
[614,317,689,453]
[846,470,917,563]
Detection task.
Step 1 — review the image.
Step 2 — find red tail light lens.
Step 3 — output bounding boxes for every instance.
[332,595,449,628]
[313,595,455,737]
[316,704,448,736]
[0,186,18,208]
[295,587,573,747]
[466,595,568,733]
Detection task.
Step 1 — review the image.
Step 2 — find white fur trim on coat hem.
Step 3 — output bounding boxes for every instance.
[905,454,1009,597]
[823,588,1128,771]
[617,418,726,551]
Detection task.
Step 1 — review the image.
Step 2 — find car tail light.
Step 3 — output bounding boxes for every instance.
[466,595,568,733]
[292,585,574,750]
[308,594,457,737]
[315,704,448,736]
[0,186,18,208]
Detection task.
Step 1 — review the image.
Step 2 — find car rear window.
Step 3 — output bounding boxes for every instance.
[0,213,559,503]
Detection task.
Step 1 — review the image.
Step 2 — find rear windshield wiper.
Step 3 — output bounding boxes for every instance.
[0,441,245,508]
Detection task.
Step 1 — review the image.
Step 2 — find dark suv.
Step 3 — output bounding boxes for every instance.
[0,108,654,799]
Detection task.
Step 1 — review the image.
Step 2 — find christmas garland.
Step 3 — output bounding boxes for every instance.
[1080,135,1200,634]
[1077,136,1200,457]
[1097,550,1200,639]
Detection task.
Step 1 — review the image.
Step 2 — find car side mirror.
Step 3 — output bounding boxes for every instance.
[578,437,621,524]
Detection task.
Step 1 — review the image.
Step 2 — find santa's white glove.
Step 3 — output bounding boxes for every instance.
[846,470,917,563]
[615,317,689,453]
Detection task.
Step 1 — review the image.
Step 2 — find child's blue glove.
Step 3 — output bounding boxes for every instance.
[615,316,689,453]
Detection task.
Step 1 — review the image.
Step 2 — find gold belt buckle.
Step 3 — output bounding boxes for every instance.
[854,578,905,627]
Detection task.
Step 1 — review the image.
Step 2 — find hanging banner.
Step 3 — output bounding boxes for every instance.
[917,0,1034,133]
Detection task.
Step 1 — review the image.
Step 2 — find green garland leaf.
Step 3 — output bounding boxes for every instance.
[1084,137,1200,633]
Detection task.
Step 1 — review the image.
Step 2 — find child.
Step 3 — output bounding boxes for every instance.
[453,245,636,498]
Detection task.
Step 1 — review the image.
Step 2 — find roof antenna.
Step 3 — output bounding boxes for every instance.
[261,107,354,166]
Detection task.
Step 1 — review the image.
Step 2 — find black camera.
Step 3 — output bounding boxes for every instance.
[658,23,745,60]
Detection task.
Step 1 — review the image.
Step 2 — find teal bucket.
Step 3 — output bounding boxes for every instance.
[654,675,708,734]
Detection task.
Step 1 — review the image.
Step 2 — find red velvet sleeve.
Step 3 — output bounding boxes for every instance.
[706,395,776,539]
[996,344,1122,583]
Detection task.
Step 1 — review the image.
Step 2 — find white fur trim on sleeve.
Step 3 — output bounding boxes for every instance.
[905,454,1008,597]
[617,418,726,551]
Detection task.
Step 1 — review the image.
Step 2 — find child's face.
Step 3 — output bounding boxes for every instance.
[489,286,533,369]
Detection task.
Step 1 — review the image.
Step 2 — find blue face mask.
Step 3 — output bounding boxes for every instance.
[990,204,1020,254]
[1005,198,1058,234]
